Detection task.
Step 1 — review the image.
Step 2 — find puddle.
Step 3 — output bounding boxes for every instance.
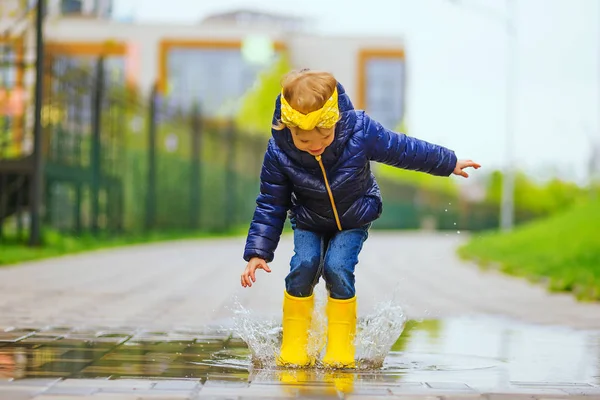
[1,308,600,391]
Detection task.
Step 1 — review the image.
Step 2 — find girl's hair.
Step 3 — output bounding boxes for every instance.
[273,69,338,131]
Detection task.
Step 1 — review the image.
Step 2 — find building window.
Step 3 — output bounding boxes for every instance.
[360,50,406,130]
[165,47,278,116]
[49,54,125,126]
[61,0,82,14]
[59,0,111,17]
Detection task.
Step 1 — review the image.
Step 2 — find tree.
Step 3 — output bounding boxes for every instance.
[235,53,293,136]
[484,170,586,218]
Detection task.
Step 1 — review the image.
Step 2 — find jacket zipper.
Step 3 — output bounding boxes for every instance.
[315,155,342,231]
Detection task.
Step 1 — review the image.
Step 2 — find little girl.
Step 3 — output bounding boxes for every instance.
[240,69,480,368]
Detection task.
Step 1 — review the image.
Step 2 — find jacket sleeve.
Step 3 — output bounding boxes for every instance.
[364,113,458,177]
[243,140,292,263]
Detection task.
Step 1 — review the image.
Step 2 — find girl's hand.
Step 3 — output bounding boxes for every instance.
[453,159,481,178]
[241,257,271,288]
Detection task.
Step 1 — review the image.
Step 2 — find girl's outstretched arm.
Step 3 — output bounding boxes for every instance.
[243,139,292,263]
[364,113,459,177]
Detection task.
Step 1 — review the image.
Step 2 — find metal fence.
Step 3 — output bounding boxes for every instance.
[39,55,268,236]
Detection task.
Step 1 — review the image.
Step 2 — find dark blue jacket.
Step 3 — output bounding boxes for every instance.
[243,83,457,262]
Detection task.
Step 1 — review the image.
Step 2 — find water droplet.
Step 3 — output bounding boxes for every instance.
[444,209,448,212]
[454,222,457,226]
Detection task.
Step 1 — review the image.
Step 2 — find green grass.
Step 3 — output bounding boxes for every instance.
[0,226,250,267]
[458,198,600,301]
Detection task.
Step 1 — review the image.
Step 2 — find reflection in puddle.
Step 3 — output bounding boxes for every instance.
[1,315,599,390]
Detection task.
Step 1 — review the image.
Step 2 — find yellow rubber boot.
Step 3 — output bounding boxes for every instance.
[277,291,314,367]
[322,296,357,369]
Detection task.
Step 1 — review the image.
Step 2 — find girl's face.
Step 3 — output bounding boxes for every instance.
[289,126,335,156]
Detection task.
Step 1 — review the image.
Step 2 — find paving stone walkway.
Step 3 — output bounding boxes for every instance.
[1,232,599,399]
[1,376,600,399]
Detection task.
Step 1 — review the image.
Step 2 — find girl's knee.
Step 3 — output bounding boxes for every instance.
[286,254,321,297]
[285,269,318,297]
[323,262,355,299]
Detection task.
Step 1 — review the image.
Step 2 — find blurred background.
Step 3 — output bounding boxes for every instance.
[0,0,598,297]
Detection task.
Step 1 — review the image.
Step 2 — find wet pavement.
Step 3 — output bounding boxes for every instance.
[1,233,600,398]
[1,316,599,398]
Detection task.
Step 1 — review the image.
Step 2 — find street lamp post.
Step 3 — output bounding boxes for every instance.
[449,0,517,231]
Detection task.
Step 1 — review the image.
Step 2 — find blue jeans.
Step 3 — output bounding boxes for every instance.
[285,224,370,300]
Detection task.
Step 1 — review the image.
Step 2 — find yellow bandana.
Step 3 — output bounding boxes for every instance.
[280,87,339,130]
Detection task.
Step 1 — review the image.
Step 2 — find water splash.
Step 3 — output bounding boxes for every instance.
[230,285,406,370]
[355,297,407,369]
[229,301,280,368]
[306,287,328,360]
